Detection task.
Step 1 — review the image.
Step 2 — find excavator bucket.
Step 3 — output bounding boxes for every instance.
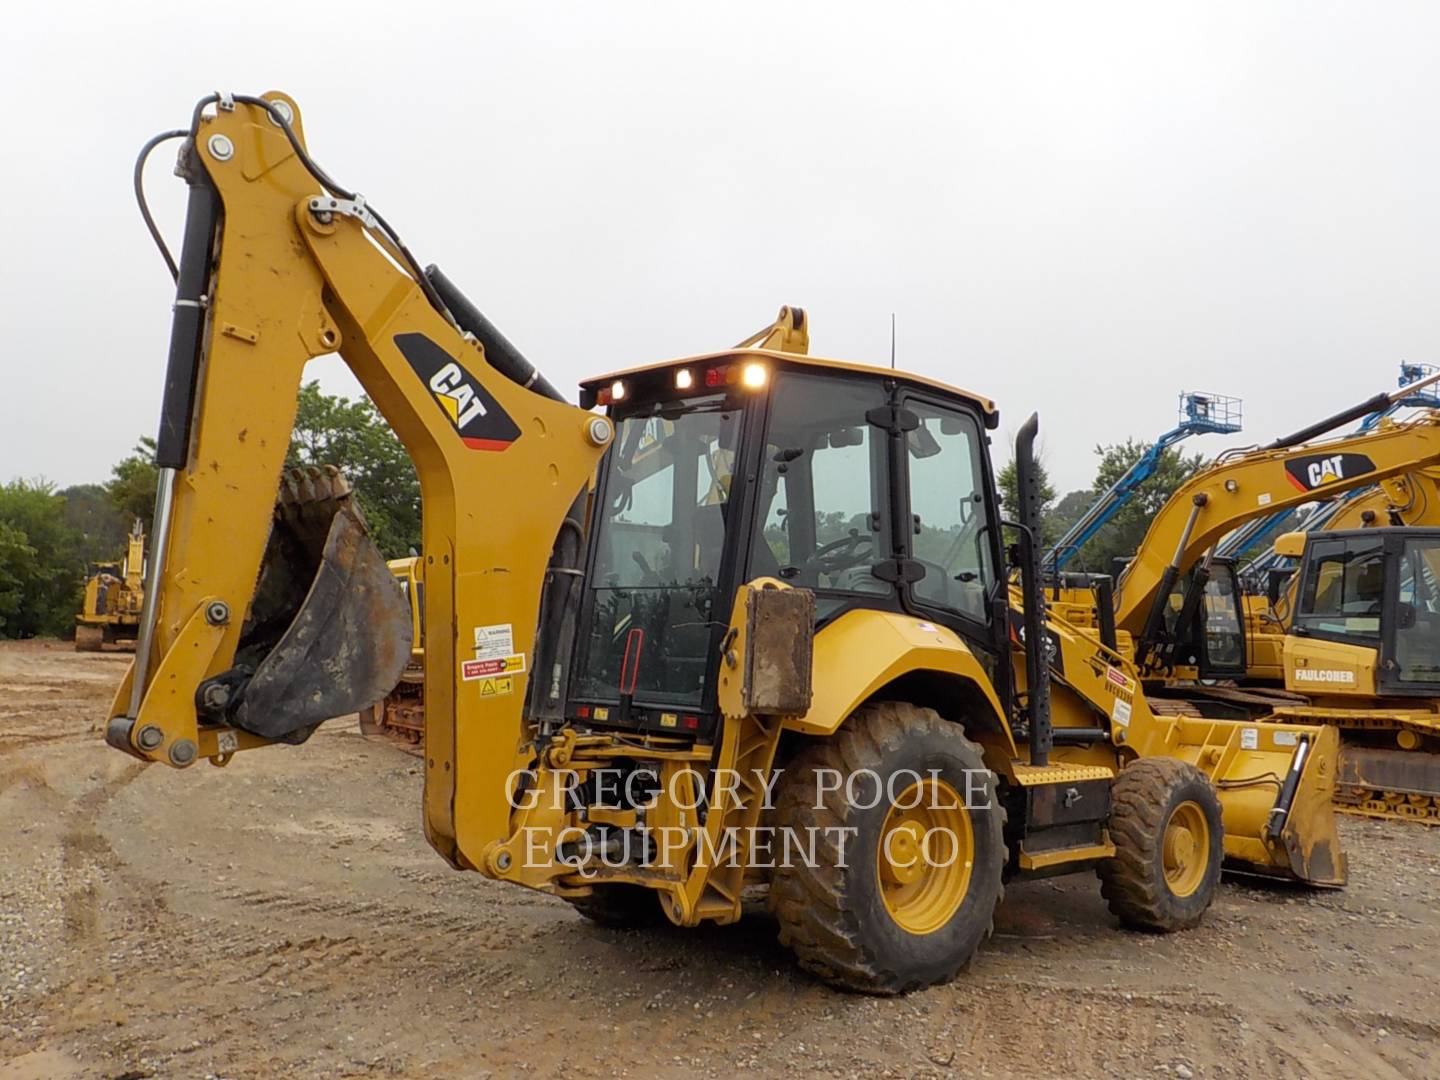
[227,466,412,742]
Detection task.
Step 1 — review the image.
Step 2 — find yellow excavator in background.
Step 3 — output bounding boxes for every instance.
[1046,404,1440,823]
[108,92,1346,994]
[75,520,147,652]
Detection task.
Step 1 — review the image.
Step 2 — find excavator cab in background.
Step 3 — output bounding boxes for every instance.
[108,92,1347,994]
[1286,528,1440,694]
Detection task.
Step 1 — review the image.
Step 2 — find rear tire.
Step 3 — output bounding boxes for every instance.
[1099,757,1224,932]
[769,701,1006,994]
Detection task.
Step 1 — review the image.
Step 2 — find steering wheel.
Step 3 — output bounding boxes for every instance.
[806,531,875,576]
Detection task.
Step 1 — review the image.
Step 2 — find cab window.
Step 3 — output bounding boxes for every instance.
[749,373,890,596]
[1296,536,1384,638]
[906,403,993,621]
[1394,538,1440,684]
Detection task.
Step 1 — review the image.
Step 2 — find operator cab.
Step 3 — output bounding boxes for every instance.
[569,352,1006,738]
[1158,558,1249,679]
[1289,527,1440,694]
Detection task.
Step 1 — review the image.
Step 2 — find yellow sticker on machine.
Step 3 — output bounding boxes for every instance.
[478,676,514,698]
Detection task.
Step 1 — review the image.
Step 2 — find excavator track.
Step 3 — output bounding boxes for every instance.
[1332,735,1440,824]
[1334,788,1440,825]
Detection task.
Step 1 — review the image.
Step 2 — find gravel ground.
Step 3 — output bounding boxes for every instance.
[2,640,1439,1079]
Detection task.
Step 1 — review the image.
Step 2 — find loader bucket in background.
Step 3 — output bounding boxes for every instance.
[227,466,413,742]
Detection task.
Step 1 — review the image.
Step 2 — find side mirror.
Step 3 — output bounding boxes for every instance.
[1273,531,1307,559]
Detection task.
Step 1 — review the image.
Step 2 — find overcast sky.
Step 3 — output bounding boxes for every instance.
[4,2,1438,494]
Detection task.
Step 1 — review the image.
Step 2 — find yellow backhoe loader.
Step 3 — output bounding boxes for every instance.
[107,92,1346,993]
[1046,407,1440,822]
[75,520,146,651]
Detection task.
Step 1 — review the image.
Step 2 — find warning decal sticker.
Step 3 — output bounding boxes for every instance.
[476,675,515,698]
[462,654,527,680]
[473,623,515,660]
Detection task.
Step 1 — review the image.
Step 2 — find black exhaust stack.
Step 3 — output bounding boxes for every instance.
[1015,414,1053,766]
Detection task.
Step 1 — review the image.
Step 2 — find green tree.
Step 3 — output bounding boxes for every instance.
[1068,439,1207,574]
[0,480,85,637]
[997,455,1058,544]
[1048,488,1094,546]
[286,382,421,558]
[106,437,159,533]
[60,483,130,567]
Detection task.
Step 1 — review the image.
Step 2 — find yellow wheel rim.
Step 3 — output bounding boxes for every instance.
[1162,800,1209,898]
[876,778,974,935]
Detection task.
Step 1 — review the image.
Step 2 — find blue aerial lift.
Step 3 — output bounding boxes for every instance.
[1045,391,1243,572]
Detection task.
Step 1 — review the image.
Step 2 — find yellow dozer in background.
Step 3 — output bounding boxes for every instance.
[75,520,146,651]
[358,557,425,749]
[107,92,1346,994]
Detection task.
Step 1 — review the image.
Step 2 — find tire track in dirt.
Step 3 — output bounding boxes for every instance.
[58,762,148,957]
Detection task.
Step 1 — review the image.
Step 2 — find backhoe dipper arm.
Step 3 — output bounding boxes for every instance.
[108,93,609,871]
[1114,414,1440,635]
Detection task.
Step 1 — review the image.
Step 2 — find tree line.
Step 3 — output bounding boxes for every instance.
[0,382,420,639]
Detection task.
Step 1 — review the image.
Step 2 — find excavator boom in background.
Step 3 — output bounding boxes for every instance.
[108,92,1346,994]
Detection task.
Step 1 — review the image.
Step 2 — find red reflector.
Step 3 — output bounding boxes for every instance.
[575,705,591,718]
[619,627,644,696]
[704,366,729,388]
[596,387,613,405]
[682,714,699,730]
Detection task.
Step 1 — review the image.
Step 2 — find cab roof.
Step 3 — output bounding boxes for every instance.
[580,349,999,428]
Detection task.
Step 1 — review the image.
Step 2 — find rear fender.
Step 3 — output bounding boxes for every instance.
[784,609,1016,759]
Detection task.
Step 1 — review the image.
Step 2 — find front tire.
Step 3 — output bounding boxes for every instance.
[769,701,1006,994]
[1098,757,1224,932]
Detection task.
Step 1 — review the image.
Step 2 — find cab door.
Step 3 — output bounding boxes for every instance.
[894,392,1007,671]
[1379,531,1440,695]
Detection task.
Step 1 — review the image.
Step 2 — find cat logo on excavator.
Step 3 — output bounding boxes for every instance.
[1284,452,1375,492]
[395,331,521,451]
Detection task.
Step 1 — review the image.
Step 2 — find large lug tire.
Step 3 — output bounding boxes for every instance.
[769,701,1007,994]
[566,883,665,928]
[1098,756,1224,932]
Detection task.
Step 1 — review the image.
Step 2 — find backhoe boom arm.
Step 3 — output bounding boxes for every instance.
[108,94,609,872]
